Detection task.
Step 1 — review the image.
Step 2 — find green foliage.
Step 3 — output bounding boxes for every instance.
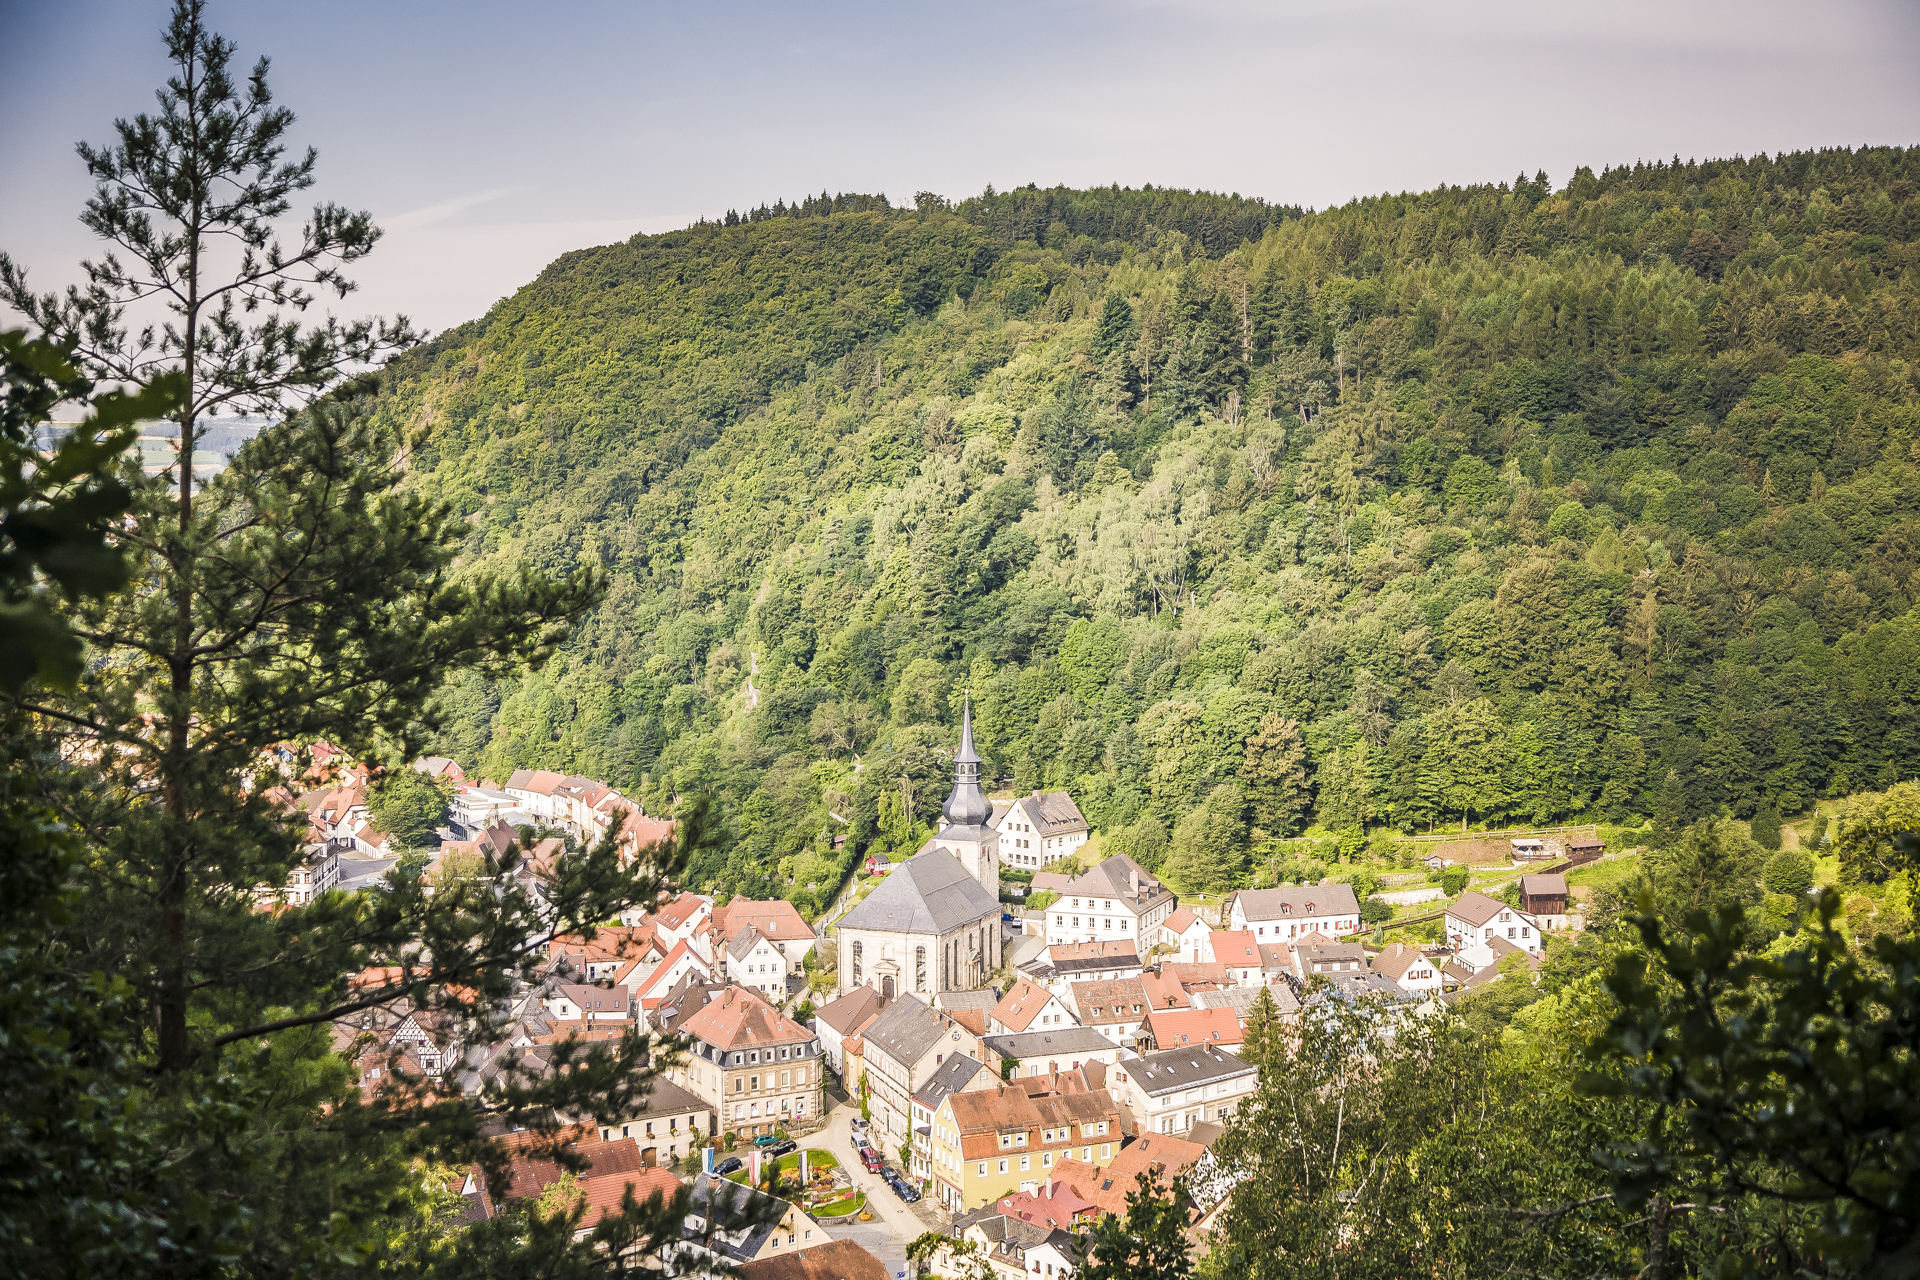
[0,332,184,694]
[1440,865,1470,895]
[1750,799,1784,851]
[358,143,1920,909]
[1833,781,1920,884]
[370,768,455,848]
[1589,890,1920,1269]
[1762,848,1815,895]
[1077,1172,1195,1280]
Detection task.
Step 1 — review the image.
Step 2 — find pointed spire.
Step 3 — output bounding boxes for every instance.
[957,690,979,764]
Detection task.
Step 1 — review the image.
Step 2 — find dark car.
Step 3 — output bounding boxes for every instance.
[889,1176,920,1203]
[714,1156,744,1176]
[763,1139,797,1158]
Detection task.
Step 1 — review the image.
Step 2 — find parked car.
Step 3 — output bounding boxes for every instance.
[754,1133,785,1146]
[714,1157,744,1176]
[889,1176,921,1203]
[857,1145,884,1173]
[763,1139,797,1158]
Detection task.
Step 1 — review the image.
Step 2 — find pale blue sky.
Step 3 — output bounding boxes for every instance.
[3,0,1917,333]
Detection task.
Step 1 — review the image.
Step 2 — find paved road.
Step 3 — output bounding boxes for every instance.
[811,1094,948,1279]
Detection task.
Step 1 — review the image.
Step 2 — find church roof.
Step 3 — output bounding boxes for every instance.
[839,849,1000,935]
[939,697,993,830]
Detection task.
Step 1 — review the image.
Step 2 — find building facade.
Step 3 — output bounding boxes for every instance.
[668,987,823,1138]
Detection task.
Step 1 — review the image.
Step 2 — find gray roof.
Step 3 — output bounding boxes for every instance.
[1060,854,1172,917]
[1121,1044,1256,1096]
[727,924,768,961]
[981,1026,1116,1061]
[1520,873,1569,896]
[839,848,1000,935]
[1319,971,1422,1004]
[912,1052,989,1108]
[686,1173,783,1262]
[1230,883,1362,920]
[934,988,1000,1014]
[860,994,966,1069]
[624,1076,712,1119]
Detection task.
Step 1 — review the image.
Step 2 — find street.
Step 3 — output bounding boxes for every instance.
[811,1093,949,1279]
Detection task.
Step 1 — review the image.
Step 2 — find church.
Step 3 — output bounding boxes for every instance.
[835,701,1004,999]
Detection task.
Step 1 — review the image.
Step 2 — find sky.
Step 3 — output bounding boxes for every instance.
[2,0,1918,335]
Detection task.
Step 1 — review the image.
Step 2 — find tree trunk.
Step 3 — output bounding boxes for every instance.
[1644,1194,1671,1280]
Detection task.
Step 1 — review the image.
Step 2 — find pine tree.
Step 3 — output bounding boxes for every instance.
[1092,291,1133,361]
[0,5,702,1272]
[1242,714,1312,834]
[1076,1173,1196,1280]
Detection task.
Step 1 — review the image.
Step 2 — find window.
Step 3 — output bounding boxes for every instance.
[916,946,927,992]
[1020,1156,1031,1171]
[1042,1152,1052,1167]
[999,1160,1009,1174]
[735,1078,743,1093]
[852,940,862,982]
[978,1163,988,1177]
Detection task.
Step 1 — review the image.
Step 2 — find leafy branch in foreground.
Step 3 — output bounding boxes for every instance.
[1586,886,1920,1274]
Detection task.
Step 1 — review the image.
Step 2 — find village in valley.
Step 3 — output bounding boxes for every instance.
[272,699,1613,1280]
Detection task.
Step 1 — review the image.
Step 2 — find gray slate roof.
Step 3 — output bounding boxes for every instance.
[860,994,966,1069]
[838,848,999,935]
[982,1026,1117,1060]
[1121,1043,1256,1096]
[912,1052,989,1108]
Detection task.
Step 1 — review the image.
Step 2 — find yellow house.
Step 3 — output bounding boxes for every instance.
[927,1082,1121,1212]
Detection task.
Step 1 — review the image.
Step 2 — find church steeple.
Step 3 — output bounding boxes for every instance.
[941,693,992,830]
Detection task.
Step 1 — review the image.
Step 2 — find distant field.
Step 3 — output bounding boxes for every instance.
[1567,854,1642,891]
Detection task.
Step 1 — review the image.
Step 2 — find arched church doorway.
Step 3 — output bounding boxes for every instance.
[882,976,895,998]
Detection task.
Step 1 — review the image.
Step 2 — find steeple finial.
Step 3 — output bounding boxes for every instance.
[957,689,979,764]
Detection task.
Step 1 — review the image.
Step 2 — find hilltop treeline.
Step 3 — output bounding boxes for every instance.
[371,147,1920,911]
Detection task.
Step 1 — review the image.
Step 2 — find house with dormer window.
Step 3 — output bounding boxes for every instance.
[1225,884,1362,942]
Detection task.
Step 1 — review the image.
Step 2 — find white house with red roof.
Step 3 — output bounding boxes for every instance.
[1205,930,1264,987]
[1225,884,1362,942]
[635,938,715,1027]
[712,898,816,975]
[1160,908,1210,959]
[988,978,1075,1036]
[649,893,713,947]
[1445,890,1543,959]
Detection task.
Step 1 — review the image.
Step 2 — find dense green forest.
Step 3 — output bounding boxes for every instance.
[369,149,1920,912]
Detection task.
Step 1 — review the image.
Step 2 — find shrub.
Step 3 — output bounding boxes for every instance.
[1751,801,1784,851]
[1763,849,1814,895]
[1440,866,1470,895]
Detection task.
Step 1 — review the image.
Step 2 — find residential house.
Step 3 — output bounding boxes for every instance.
[987,978,1076,1036]
[1043,855,1177,947]
[1064,977,1149,1049]
[1053,1131,1208,1220]
[502,768,567,821]
[812,987,888,1076]
[990,1180,1100,1232]
[1445,890,1542,958]
[549,924,665,984]
[596,1077,714,1166]
[1371,943,1445,996]
[668,986,823,1138]
[939,1213,1077,1280]
[1105,1044,1256,1137]
[740,1239,890,1280]
[675,1173,828,1275]
[1519,873,1570,927]
[450,785,519,832]
[1016,939,1142,999]
[651,893,714,946]
[727,927,792,1004]
[1204,931,1263,987]
[981,1027,1124,1080]
[712,898,817,975]
[991,791,1092,870]
[928,1082,1122,1210]
[542,983,631,1027]
[1225,884,1362,942]
[1291,939,1369,980]
[499,1134,682,1239]
[1160,908,1211,960]
[860,995,984,1146]
[635,938,715,1026]
[933,988,999,1037]
[258,842,340,907]
[910,1053,995,1183]
[1143,1007,1243,1054]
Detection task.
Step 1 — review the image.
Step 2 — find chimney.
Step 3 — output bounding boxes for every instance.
[1129,867,1140,897]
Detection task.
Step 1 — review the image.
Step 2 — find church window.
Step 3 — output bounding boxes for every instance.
[852,941,862,982]
[916,947,927,992]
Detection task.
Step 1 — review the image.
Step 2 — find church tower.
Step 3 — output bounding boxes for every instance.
[935,695,999,895]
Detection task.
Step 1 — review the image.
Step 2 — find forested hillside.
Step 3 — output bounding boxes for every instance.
[369,149,1920,911]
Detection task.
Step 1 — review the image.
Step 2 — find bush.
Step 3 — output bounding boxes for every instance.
[1763,849,1814,895]
[1751,801,1784,851]
[1440,866,1470,895]
[1359,896,1392,924]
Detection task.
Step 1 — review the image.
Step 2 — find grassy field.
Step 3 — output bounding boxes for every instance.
[773,1149,838,1174]
[1566,853,1643,891]
[810,1191,867,1218]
